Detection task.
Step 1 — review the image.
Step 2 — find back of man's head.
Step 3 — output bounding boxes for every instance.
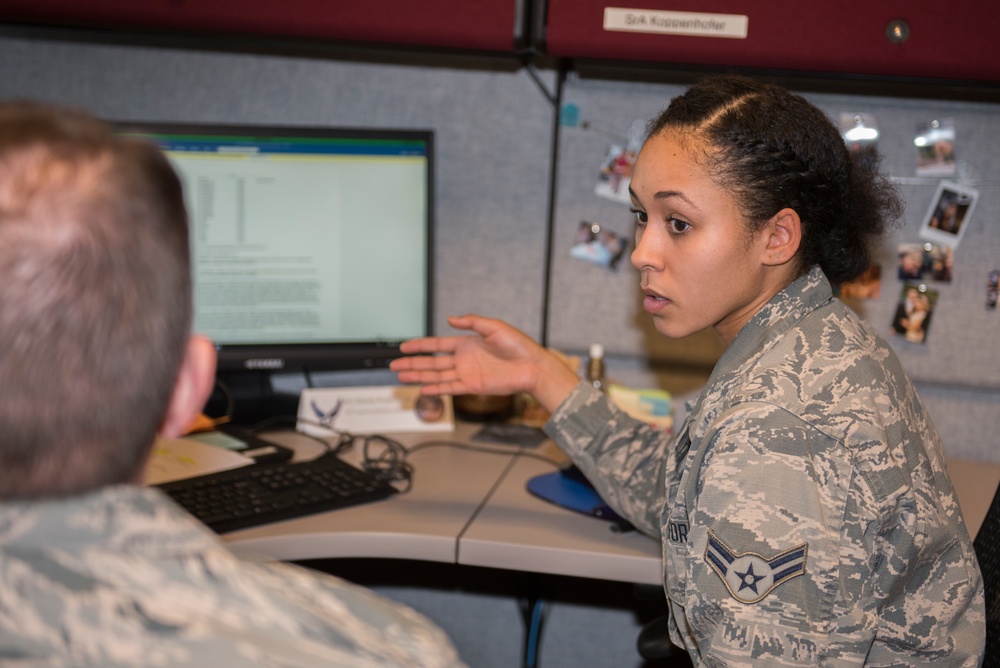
[0,101,192,499]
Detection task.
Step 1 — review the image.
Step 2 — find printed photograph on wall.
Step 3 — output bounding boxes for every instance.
[570,221,629,271]
[914,117,956,177]
[890,283,938,345]
[840,112,879,149]
[594,143,636,203]
[896,242,954,283]
[593,119,646,204]
[839,262,882,300]
[919,180,978,250]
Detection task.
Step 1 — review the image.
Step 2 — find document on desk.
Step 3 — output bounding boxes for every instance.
[143,436,255,486]
[298,385,454,436]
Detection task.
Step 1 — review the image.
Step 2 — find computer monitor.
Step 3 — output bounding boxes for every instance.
[115,121,434,423]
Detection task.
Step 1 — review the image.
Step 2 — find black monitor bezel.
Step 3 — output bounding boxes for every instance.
[113,120,435,376]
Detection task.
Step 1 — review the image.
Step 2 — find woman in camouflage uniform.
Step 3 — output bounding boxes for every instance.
[393,75,985,665]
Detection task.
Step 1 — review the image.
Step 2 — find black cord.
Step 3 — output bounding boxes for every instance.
[372,437,565,494]
[212,377,236,419]
[241,414,349,455]
[360,434,415,491]
[334,434,567,495]
[203,415,567,495]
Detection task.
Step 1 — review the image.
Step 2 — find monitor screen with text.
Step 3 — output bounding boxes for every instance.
[117,122,433,372]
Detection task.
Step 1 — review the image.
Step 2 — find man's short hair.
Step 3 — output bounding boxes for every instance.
[0,101,192,498]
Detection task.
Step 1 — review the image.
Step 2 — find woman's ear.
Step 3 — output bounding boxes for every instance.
[159,335,218,439]
[760,208,802,267]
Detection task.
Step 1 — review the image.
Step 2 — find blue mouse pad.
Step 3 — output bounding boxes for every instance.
[526,467,627,524]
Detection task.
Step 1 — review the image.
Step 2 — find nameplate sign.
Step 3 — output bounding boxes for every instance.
[603,7,749,39]
[298,385,454,436]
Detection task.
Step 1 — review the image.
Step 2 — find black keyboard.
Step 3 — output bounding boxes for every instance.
[157,451,397,534]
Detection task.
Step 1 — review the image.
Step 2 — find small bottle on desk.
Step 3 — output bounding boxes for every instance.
[586,343,607,395]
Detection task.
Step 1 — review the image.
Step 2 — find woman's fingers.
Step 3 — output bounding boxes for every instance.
[390,352,455,372]
[398,336,460,355]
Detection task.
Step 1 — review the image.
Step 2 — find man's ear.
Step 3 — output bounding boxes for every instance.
[160,335,217,439]
[760,207,802,267]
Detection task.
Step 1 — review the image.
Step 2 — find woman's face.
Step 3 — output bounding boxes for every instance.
[629,130,779,345]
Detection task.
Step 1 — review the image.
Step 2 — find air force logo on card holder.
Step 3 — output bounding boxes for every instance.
[705,530,808,604]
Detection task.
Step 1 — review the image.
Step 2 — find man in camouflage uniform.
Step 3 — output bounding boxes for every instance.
[546,267,985,666]
[0,101,465,667]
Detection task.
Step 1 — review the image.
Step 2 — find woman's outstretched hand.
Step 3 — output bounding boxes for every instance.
[389,314,580,413]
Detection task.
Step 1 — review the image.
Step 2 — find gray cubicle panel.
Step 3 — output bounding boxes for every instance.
[548,74,1000,460]
[0,33,556,344]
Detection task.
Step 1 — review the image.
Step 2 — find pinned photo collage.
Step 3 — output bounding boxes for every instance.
[576,118,647,273]
[882,114,990,345]
[889,242,955,346]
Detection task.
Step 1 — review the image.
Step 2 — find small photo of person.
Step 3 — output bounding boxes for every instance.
[914,117,956,177]
[926,243,954,282]
[569,221,629,271]
[920,180,978,249]
[988,270,999,310]
[896,242,954,283]
[896,244,925,281]
[594,144,637,203]
[593,119,646,205]
[890,283,938,345]
[839,262,882,300]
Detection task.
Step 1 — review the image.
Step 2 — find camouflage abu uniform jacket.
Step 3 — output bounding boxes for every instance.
[0,485,466,668]
[545,267,985,666]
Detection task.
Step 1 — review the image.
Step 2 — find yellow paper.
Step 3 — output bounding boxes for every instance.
[144,436,254,486]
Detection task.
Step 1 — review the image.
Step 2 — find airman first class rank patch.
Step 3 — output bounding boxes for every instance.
[704,529,808,604]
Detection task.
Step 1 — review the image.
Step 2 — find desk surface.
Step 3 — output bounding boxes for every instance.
[223,424,1000,586]
[224,423,516,564]
[460,439,662,585]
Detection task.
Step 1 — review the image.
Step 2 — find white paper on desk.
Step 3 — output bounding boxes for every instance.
[143,436,254,486]
[297,385,454,436]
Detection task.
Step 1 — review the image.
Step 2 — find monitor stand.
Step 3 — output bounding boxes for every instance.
[206,370,301,428]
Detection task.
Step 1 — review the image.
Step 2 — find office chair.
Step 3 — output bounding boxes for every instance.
[974,479,1000,667]
[633,584,692,666]
[636,613,678,660]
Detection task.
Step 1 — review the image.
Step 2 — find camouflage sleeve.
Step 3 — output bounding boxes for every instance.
[254,560,469,668]
[681,401,981,666]
[0,489,469,668]
[544,382,673,538]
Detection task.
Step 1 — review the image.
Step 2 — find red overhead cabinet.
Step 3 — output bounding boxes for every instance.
[542,1,1000,83]
[0,0,527,53]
